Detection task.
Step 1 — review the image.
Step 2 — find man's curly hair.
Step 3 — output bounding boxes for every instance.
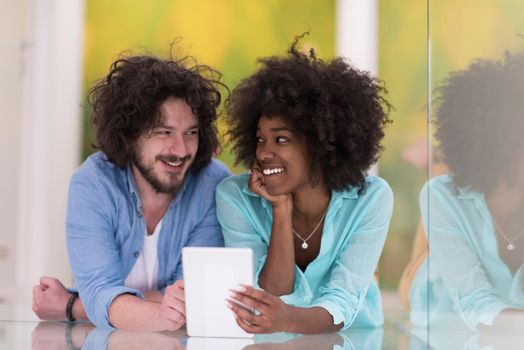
[89,52,225,173]
[434,52,524,194]
[225,35,392,192]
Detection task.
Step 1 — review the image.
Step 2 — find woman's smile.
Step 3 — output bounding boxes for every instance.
[255,115,312,196]
[262,167,285,176]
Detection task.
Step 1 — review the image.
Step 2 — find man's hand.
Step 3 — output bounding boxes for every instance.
[159,280,186,331]
[226,285,294,334]
[32,276,71,320]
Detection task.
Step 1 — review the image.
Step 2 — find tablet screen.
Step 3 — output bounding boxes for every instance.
[182,247,254,338]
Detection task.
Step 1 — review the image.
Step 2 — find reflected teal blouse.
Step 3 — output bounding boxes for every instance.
[410,175,524,330]
[216,174,393,329]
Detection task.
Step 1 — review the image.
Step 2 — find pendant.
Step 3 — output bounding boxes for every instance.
[507,243,515,250]
[301,241,308,249]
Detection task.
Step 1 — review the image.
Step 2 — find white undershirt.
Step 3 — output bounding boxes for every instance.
[124,220,161,292]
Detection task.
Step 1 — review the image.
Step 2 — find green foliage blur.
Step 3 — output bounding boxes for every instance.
[82,0,524,290]
[82,0,335,174]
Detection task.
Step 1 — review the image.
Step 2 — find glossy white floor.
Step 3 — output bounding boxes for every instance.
[0,318,416,350]
[1,293,523,349]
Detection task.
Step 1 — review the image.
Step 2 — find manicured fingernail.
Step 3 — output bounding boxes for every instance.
[229,291,237,298]
[225,300,233,309]
[236,285,247,292]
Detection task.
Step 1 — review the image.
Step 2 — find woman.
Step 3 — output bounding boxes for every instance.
[216,36,393,334]
[409,53,524,331]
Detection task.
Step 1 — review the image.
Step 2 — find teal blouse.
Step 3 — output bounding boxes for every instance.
[410,175,524,330]
[216,174,393,329]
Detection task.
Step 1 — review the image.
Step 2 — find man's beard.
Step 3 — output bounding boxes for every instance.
[132,153,191,195]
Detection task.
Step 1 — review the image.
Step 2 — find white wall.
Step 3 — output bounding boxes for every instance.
[336,0,378,175]
[0,0,84,301]
[0,0,26,298]
[336,0,378,74]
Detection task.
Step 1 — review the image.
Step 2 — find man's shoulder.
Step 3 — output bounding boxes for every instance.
[191,159,232,186]
[71,152,126,189]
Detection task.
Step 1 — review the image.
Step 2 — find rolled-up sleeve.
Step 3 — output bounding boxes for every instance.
[66,175,143,329]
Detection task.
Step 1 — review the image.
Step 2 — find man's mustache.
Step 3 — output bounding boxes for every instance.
[156,155,192,163]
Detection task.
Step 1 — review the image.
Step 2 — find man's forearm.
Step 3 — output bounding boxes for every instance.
[108,294,164,331]
[143,290,163,303]
[72,290,162,322]
[72,298,89,321]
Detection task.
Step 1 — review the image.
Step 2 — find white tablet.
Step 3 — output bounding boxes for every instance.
[182,247,254,338]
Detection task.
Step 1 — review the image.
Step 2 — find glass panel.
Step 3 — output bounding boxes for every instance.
[422,0,524,347]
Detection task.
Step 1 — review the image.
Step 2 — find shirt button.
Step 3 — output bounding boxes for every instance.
[137,212,142,217]
[134,251,139,258]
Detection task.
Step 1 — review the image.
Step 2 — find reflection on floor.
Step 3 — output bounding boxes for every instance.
[2,292,524,349]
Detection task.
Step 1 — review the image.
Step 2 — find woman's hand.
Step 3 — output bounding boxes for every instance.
[248,163,291,206]
[226,285,294,334]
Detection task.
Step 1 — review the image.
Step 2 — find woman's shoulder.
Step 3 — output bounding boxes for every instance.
[365,175,392,190]
[216,172,251,199]
[333,175,393,210]
[362,175,393,200]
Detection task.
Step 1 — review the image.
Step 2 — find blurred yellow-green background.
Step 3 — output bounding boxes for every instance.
[81,0,524,290]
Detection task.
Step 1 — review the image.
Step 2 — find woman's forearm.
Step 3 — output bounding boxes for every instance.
[287,306,343,334]
[259,201,295,295]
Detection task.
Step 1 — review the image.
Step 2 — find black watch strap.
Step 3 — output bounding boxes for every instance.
[66,292,79,322]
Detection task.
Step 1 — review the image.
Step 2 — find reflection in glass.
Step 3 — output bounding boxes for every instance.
[187,337,253,350]
[30,324,383,350]
[83,328,186,350]
[31,322,94,350]
[409,51,524,335]
[247,327,382,350]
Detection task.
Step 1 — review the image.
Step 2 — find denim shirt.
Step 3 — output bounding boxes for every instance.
[216,174,393,329]
[66,152,230,328]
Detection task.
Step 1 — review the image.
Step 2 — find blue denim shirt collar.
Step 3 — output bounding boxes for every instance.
[126,164,142,214]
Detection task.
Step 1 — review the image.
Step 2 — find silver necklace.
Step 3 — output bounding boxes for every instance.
[491,217,524,251]
[292,207,329,249]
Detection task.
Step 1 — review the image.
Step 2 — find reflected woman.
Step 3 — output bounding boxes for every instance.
[410,53,524,331]
[216,35,393,334]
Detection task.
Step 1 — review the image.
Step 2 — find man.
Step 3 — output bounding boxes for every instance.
[32,53,230,331]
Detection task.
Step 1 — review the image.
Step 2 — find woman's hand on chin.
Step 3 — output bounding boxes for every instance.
[248,163,292,206]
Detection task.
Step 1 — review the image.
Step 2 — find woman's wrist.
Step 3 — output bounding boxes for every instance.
[283,305,296,333]
[271,195,293,215]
